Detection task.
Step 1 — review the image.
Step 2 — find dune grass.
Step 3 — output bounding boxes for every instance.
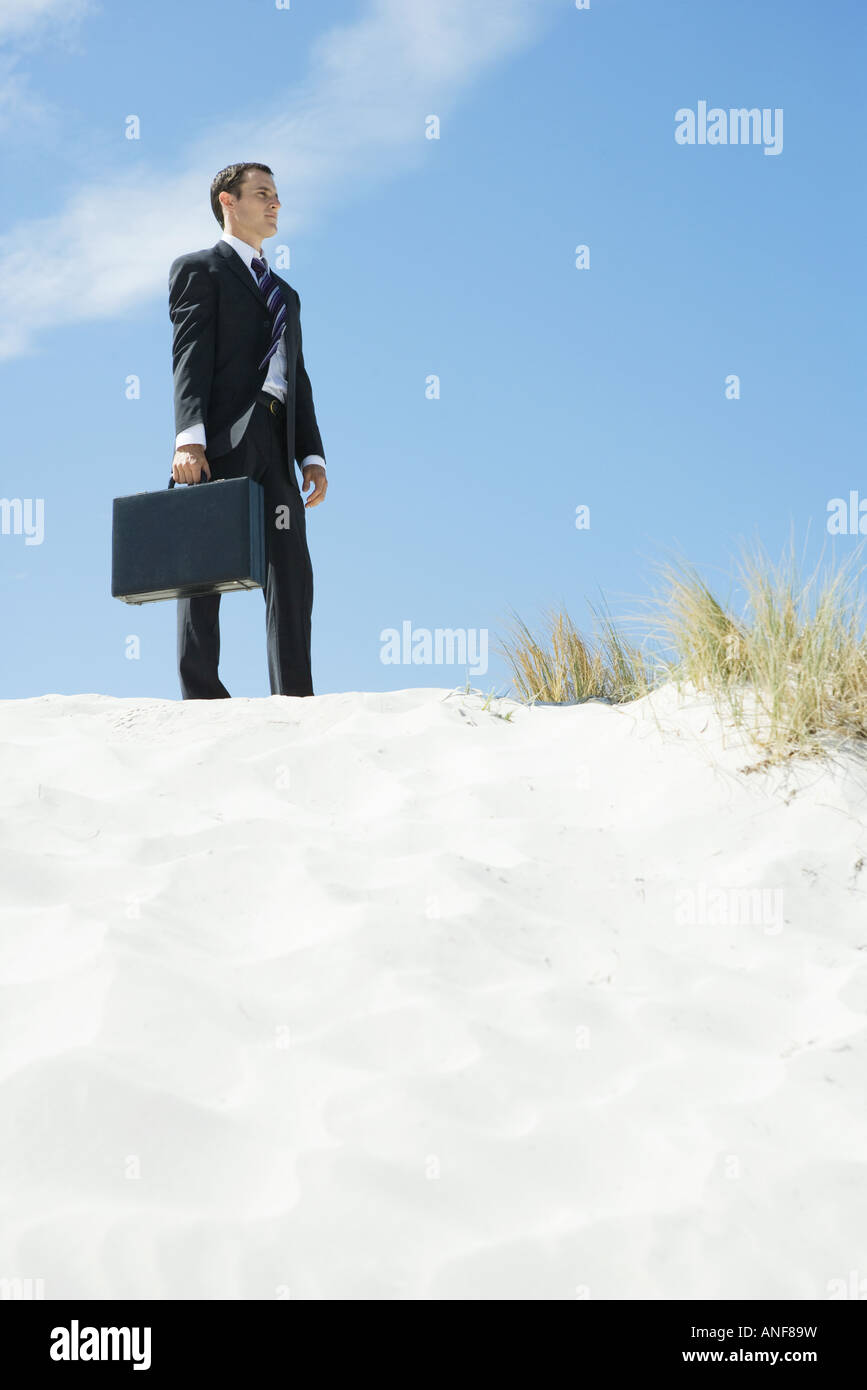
[497,603,656,705]
[499,541,867,760]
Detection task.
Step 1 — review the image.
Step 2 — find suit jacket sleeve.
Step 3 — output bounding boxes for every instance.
[294,290,326,467]
[169,256,217,439]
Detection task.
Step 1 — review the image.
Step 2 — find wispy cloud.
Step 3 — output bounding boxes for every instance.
[0,0,558,359]
[0,0,93,136]
[0,0,92,43]
[0,53,48,129]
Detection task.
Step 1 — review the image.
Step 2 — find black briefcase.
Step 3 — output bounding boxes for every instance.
[111,473,266,605]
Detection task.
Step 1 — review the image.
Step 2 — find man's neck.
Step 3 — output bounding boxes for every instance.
[224,228,262,255]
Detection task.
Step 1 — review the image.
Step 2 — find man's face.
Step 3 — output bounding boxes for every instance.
[224,170,281,244]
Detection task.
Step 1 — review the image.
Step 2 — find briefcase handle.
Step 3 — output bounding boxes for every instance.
[167,472,211,489]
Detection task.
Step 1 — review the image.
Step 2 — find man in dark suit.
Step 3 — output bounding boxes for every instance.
[169,161,328,699]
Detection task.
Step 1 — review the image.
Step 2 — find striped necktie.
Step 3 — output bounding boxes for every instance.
[251,255,286,372]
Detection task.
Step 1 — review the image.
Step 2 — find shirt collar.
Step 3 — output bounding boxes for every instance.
[221,231,265,268]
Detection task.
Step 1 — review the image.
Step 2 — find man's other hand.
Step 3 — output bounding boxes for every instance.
[302,463,327,507]
[172,444,211,485]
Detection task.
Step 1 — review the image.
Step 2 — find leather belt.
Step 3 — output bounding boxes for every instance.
[256,390,286,420]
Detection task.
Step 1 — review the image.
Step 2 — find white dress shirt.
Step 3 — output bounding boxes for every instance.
[175,231,325,472]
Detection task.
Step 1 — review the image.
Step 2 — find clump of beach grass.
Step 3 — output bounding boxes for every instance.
[652,539,867,759]
[499,539,867,762]
[496,603,656,705]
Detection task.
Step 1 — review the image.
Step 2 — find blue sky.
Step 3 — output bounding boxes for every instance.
[0,0,863,700]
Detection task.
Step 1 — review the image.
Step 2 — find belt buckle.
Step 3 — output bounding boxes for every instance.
[268,396,280,417]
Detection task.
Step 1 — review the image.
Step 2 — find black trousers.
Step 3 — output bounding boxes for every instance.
[177,398,314,699]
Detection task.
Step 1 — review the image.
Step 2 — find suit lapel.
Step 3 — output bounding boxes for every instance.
[215,238,267,307]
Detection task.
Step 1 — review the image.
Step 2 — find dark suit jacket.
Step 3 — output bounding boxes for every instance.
[169,239,325,466]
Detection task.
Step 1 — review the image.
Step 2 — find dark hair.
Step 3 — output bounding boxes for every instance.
[210,163,274,228]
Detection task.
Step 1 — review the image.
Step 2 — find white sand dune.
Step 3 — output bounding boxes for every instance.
[0,683,865,1301]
